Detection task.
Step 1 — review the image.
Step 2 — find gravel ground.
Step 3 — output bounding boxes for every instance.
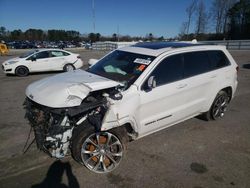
[0,49,249,188]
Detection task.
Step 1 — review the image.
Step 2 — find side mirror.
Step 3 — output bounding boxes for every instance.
[147,76,156,90]
[88,59,98,67]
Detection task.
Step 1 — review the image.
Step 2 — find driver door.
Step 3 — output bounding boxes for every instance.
[28,51,52,72]
[136,54,188,136]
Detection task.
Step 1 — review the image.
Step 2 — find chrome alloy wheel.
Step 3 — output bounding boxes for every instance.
[81,132,123,173]
[212,94,229,119]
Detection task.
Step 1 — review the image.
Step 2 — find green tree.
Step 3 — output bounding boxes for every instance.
[0,26,6,38]
[88,33,96,42]
[24,29,44,41]
[112,33,117,41]
[228,0,250,39]
[10,29,23,40]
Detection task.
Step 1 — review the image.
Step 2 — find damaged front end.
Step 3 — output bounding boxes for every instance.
[24,88,122,159]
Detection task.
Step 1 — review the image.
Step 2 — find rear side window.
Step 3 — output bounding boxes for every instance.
[183,51,210,78]
[51,51,64,57]
[63,52,70,56]
[150,54,183,86]
[207,50,230,69]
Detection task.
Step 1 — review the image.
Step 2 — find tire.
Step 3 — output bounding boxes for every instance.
[71,121,128,173]
[63,64,75,72]
[203,90,230,121]
[15,66,29,76]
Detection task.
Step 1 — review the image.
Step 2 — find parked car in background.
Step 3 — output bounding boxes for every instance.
[2,49,83,76]
[24,42,238,173]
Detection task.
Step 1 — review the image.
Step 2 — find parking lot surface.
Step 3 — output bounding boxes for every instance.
[0,49,250,188]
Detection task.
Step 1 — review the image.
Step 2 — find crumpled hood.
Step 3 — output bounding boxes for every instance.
[26,69,120,108]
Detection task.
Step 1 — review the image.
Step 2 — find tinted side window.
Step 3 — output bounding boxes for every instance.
[63,52,70,56]
[150,54,183,87]
[183,51,210,78]
[34,51,50,59]
[207,50,230,69]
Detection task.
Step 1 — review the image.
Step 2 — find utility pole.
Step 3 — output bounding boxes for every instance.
[92,0,95,33]
[117,25,120,42]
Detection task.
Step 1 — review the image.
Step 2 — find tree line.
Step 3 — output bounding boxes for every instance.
[0,28,81,42]
[180,0,250,40]
[0,27,164,43]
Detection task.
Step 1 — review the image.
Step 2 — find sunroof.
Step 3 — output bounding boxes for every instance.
[133,42,208,50]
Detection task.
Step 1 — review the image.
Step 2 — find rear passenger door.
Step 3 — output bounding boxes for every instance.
[49,51,68,70]
[181,51,218,114]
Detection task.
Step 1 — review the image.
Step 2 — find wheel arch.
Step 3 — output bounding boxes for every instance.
[221,86,233,102]
[63,63,75,71]
[203,86,233,114]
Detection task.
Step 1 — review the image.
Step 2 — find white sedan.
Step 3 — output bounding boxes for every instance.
[2,49,83,76]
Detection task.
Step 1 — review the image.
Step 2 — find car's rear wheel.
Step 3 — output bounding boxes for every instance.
[15,66,29,76]
[63,64,75,72]
[71,122,128,173]
[203,90,230,120]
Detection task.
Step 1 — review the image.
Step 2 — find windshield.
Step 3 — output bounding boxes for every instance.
[19,50,38,58]
[88,50,155,89]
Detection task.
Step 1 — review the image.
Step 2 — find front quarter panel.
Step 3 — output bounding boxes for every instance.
[101,85,140,133]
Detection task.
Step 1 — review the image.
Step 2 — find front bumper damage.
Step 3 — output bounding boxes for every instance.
[24,95,108,158]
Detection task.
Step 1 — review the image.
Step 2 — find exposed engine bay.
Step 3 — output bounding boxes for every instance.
[24,87,122,159]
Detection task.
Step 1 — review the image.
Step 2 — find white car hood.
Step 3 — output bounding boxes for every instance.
[2,57,20,65]
[26,69,120,108]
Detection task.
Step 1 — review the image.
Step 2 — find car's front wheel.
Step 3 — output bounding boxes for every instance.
[71,123,128,173]
[15,66,29,76]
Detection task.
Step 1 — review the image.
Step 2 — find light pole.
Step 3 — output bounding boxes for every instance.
[92,0,95,33]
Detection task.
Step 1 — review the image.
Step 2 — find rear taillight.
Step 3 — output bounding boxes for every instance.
[236,66,239,73]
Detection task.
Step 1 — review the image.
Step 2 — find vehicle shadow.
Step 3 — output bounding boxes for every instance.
[31,160,80,188]
[242,63,250,69]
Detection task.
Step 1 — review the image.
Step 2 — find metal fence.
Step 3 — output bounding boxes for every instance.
[92,40,250,51]
[202,40,250,50]
[92,42,117,51]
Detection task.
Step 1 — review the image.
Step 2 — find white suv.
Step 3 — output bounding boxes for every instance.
[24,42,238,173]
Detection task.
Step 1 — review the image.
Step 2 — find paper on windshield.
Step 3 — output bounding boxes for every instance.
[134,58,151,65]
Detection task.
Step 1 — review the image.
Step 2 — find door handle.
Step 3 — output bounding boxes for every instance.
[177,84,187,89]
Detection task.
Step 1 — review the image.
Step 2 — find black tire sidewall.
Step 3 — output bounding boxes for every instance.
[15,66,29,76]
[71,124,95,162]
